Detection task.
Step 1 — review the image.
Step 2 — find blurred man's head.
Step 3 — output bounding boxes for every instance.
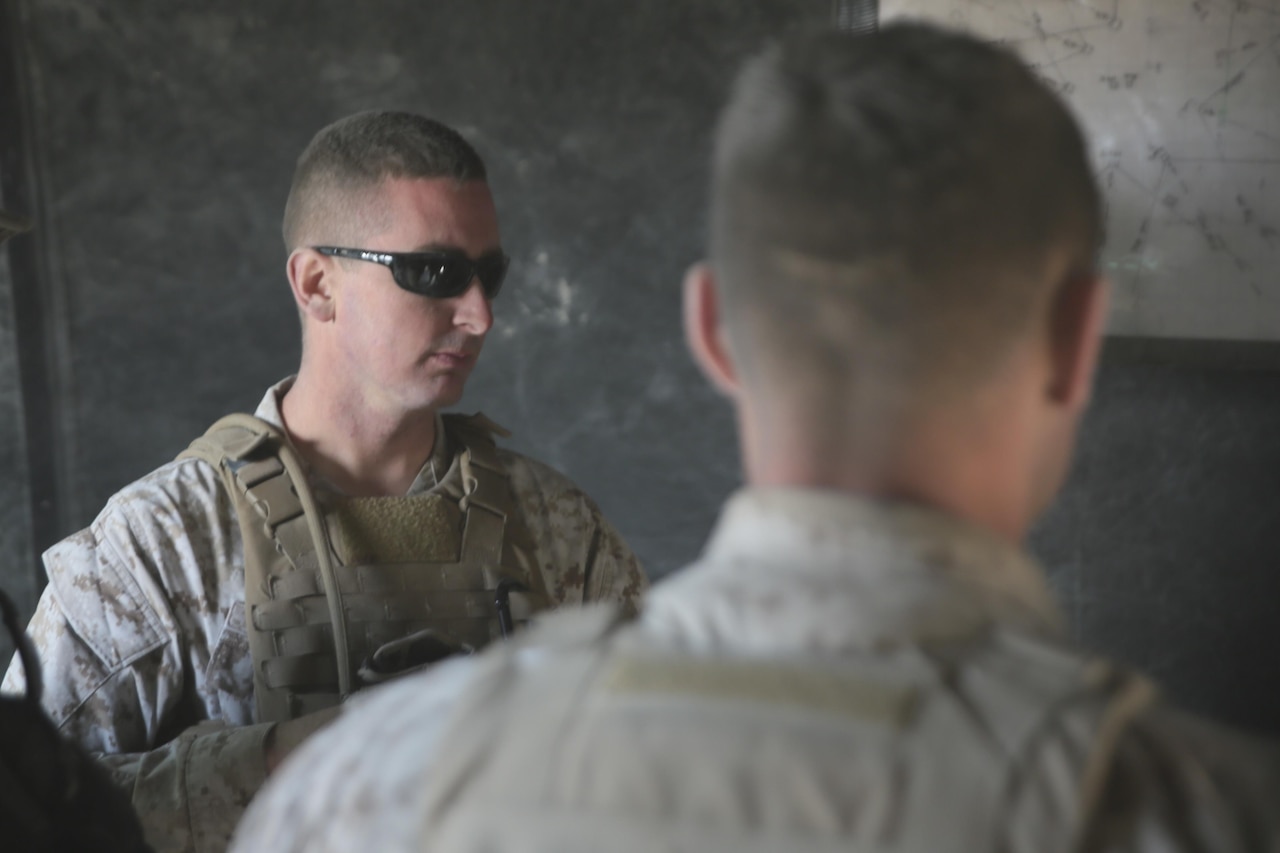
[685,24,1107,538]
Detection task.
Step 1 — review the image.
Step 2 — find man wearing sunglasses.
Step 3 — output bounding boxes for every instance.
[4,111,647,851]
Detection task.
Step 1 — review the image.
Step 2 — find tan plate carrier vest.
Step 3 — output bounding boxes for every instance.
[411,607,1157,853]
[181,412,552,724]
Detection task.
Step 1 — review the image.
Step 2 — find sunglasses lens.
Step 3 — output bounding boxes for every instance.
[392,252,509,299]
[475,254,509,299]
[424,257,474,298]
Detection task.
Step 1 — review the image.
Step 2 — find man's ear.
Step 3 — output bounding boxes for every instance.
[1047,272,1109,411]
[287,249,337,323]
[683,262,741,398]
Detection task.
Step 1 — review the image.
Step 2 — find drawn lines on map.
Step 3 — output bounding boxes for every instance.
[885,0,1280,337]
[1100,143,1276,304]
[1178,9,1280,159]
[960,0,1120,95]
[982,2,1275,311]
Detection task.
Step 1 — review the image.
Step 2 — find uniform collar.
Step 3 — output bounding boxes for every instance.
[254,376,454,498]
[643,488,1064,655]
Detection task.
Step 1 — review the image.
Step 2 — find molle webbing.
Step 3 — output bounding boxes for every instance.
[181,412,551,724]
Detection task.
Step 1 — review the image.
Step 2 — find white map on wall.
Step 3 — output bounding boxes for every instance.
[883,0,1280,340]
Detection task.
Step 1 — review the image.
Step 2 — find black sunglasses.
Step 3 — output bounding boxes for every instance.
[314,246,510,300]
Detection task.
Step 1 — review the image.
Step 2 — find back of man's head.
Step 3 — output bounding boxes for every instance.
[282,111,488,251]
[710,23,1102,418]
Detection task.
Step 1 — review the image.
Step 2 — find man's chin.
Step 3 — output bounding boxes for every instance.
[409,377,468,413]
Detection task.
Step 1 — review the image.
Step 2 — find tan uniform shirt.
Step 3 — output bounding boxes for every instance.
[2,379,647,853]
[233,489,1280,853]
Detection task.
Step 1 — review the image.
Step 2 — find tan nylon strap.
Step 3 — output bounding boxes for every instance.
[1074,673,1159,849]
[262,653,337,690]
[459,443,511,566]
[245,475,305,530]
[236,422,352,700]
[233,455,285,488]
[252,598,329,631]
[250,584,514,627]
[272,516,321,573]
[180,422,273,469]
[601,657,920,728]
[271,569,322,600]
[368,589,498,621]
[274,625,330,656]
[446,413,554,610]
[182,413,353,707]
[461,509,505,566]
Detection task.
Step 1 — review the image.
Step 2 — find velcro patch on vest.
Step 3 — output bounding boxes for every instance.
[601,657,920,728]
[327,495,463,565]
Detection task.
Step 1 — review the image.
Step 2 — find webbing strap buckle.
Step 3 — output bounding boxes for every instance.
[458,448,509,518]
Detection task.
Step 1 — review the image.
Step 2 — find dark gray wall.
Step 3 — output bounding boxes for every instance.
[0,175,33,671]
[4,0,810,579]
[0,0,1277,734]
[1034,359,1280,734]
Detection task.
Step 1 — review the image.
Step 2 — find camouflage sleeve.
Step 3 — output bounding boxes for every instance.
[0,458,274,853]
[1,548,172,751]
[578,508,647,613]
[501,451,648,612]
[3,584,273,852]
[95,721,273,853]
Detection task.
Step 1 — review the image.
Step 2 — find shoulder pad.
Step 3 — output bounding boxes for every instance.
[177,413,285,467]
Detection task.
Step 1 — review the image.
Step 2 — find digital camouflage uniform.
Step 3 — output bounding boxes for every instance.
[2,377,647,853]
[234,489,1280,853]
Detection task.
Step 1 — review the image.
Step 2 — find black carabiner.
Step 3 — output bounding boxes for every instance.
[494,578,530,639]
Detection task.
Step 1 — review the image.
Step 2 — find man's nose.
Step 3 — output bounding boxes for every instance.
[453,278,493,335]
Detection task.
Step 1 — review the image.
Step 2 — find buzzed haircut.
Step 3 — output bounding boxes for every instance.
[711,23,1102,398]
[282,111,488,250]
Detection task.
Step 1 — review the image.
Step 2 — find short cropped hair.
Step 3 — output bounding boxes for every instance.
[711,24,1102,397]
[282,111,488,250]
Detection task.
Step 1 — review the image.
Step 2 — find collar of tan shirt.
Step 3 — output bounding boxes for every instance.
[643,488,1065,656]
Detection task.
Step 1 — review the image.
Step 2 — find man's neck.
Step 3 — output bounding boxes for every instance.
[739,405,1035,545]
[279,369,438,497]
